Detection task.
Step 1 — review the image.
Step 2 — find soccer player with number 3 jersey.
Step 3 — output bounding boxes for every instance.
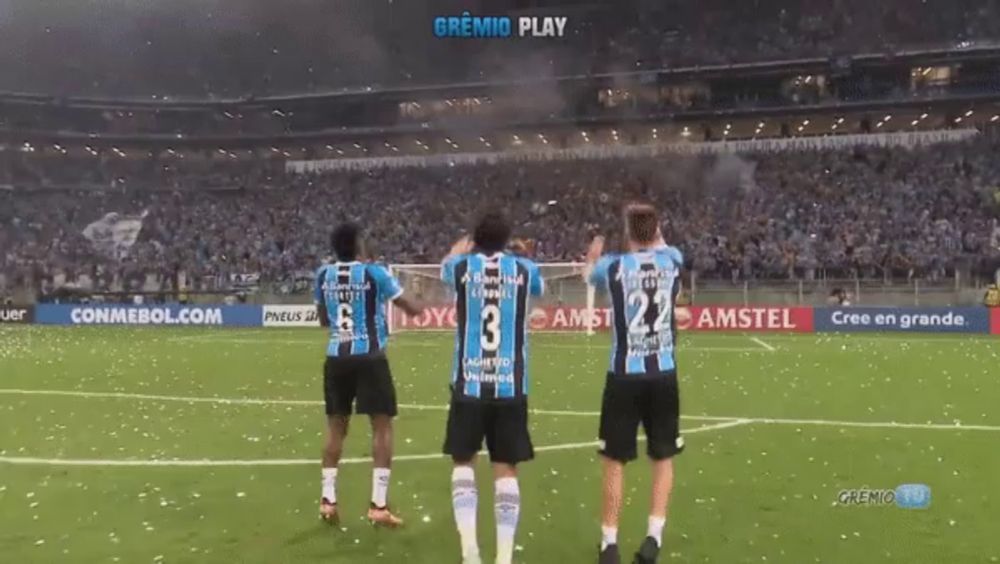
[440,211,544,564]
[586,204,685,564]
[313,223,422,528]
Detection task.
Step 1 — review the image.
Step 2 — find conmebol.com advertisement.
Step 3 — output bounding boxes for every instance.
[814,307,990,334]
[35,304,262,327]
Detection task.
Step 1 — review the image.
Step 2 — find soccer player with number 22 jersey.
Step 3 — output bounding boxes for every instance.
[587,204,685,564]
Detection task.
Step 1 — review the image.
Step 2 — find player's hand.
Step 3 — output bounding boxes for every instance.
[510,238,533,257]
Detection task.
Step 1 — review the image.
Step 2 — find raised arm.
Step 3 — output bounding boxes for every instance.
[314,266,330,328]
[443,235,473,264]
[371,264,424,317]
[585,235,605,268]
[585,235,613,290]
[441,235,473,287]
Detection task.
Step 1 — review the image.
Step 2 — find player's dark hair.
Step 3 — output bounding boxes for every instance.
[472,210,512,253]
[625,203,659,244]
[331,223,361,261]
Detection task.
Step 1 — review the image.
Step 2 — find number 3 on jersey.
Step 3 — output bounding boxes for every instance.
[627,289,671,334]
[481,304,501,351]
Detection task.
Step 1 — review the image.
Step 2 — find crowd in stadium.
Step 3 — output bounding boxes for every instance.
[3,139,999,294]
[3,0,998,98]
[588,0,1000,71]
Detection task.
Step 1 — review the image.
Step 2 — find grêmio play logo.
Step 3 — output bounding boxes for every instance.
[433,12,567,38]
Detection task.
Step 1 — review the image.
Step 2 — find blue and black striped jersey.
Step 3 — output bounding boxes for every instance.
[589,246,683,377]
[314,262,403,357]
[441,252,544,400]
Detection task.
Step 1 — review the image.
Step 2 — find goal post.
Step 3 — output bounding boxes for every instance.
[388,262,601,334]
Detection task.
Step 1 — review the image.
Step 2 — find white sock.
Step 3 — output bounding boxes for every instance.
[452,466,479,558]
[600,526,618,550]
[648,516,666,547]
[372,467,391,508]
[495,477,520,564]
[321,467,337,503]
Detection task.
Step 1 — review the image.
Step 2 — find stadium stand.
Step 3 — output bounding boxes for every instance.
[1,0,999,98]
[3,138,999,296]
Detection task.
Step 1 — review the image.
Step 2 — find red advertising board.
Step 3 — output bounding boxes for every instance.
[393,305,814,333]
[392,305,609,332]
[676,306,814,332]
[992,307,1000,335]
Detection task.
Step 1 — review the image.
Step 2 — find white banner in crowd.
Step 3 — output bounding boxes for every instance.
[230,273,262,291]
[287,129,981,172]
[82,211,146,258]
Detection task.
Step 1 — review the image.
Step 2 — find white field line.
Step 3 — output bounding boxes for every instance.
[739,333,1000,343]
[750,417,1000,432]
[3,388,999,433]
[0,388,320,407]
[165,336,764,352]
[750,336,776,351]
[167,330,611,342]
[0,387,692,419]
[0,420,748,468]
[87,330,1000,346]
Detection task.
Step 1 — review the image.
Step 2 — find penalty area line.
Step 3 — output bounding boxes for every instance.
[0,420,749,468]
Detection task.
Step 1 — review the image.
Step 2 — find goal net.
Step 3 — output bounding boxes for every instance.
[389,262,605,334]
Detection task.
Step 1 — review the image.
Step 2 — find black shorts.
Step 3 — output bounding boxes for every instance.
[443,398,534,465]
[323,355,397,417]
[599,372,683,463]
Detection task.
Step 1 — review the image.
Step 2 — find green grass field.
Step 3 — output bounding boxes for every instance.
[1,326,999,564]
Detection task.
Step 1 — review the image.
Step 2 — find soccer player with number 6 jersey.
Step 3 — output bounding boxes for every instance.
[440,211,545,564]
[586,204,685,564]
[313,223,422,528]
